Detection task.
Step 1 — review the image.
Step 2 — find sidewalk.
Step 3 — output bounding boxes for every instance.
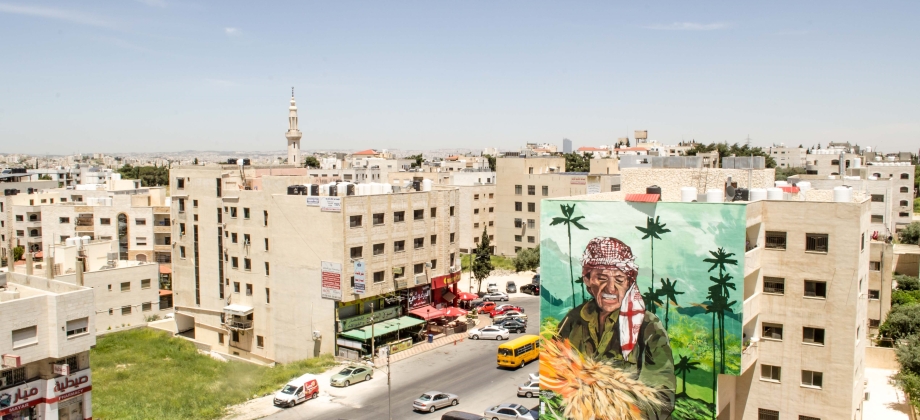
[372,315,490,365]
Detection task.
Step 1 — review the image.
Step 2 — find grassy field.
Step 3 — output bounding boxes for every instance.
[460,254,516,271]
[91,328,336,420]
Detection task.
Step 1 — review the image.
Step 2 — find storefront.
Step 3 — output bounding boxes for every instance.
[0,378,43,420]
[336,303,425,359]
[48,369,92,420]
[431,271,461,307]
[0,369,92,420]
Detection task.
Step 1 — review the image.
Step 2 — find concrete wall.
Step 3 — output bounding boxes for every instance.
[865,346,899,370]
[54,262,163,332]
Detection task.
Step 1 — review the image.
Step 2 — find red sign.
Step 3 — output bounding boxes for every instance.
[431,271,461,289]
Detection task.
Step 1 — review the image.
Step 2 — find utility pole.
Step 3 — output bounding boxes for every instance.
[370,302,375,364]
[387,347,392,420]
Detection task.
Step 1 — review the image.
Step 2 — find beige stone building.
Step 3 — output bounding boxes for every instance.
[768,146,807,168]
[0,271,95,420]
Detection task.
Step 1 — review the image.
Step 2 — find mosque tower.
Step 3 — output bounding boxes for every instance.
[285,88,302,166]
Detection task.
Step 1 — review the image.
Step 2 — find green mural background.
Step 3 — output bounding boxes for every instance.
[539,200,746,420]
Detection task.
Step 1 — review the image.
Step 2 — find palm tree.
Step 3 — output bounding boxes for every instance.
[642,286,664,316]
[635,216,671,294]
[658,278,684,331]
[703,247,739,375]
[550,203,588,305]
[674,354,700,398]
[702,300,718,419]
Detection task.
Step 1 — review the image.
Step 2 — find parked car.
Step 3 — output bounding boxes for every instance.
[517,378,540,398]
[493,311,528,323]
[413,391,460,413]
[506,281,517,293]
[468,325,510,340]
[330,365,372,387]
[476,301,496,315]
[519,284,539,296]
[531,274,540,285]
[441,411,487,420]
[492,305,524,316]
[273,374,319,407]
[494,319,526,333]
[483,403,535,420]
[482,292,509,302]
[487,282,500,293]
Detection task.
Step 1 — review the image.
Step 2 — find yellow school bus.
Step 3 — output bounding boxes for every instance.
[497,334,540,368]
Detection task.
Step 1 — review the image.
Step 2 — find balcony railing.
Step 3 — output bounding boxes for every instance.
[226,320,252,330]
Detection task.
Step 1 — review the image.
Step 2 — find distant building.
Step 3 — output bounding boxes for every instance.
[562,138,572,154]
[768,146,807,168]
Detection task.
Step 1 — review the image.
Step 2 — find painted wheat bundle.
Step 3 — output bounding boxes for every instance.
[540,338,666,420]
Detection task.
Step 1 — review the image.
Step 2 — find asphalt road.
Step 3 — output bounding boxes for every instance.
[266,293,541,420]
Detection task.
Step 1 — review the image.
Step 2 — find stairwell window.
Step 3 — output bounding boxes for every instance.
[264,262,270,275]
[430,235,437,245]
[243,208,250,219]
[805,233,828,253]
[246,283,253,296]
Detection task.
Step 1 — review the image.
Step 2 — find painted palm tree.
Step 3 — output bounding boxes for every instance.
[658,278,684,331]
[635,216,671,294]
[642,286,664,316]
[704,247,739,375]
[702,300,718,420]
[550,203,588,305]
[674,354,700,398]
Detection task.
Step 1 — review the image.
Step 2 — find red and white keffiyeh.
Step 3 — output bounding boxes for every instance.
[618,283,645,359]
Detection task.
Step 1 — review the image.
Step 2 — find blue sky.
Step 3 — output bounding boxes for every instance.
[1,1,918,154]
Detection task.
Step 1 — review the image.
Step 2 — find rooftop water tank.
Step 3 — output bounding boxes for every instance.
[749,188,767,202]
[796,181,811,194]
[81,236,91,246]
[706,189,724,203]
[775,180,788,187]
[383,183,393,194]
[422,179,433,192]
[766,188,784,200]
[65,238,76,247]
[680,187,697,202]
[833,186,851,202]
[647,185,663,197]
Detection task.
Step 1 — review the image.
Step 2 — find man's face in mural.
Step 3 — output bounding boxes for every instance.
[584,267,630,316]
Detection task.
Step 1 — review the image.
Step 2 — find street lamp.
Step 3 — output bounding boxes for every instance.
[426,309,430,335]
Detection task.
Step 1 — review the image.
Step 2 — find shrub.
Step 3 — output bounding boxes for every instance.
[513,246,540,272]
[899,222,920,245]
[896,274,920,291]
[880,304,920,341]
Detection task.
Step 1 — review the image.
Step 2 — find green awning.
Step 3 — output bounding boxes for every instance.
[339,316,426,341]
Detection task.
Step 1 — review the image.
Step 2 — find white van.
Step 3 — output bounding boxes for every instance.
[486,282,499,293]
[273,373,319,408]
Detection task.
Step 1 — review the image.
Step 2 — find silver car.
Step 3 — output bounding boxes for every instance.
[482,292,509,301]
[484,403,535,420]
[412,391,459,413]
[517,379,540,398]
[468,325,510,340]
[493,311,527,323]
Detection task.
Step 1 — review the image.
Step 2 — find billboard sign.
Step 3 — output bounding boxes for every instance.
[319,197,341,212]
[321,261,343,300]
[306,197,320,207]
[354,260,366,295]
[540,200,745,419]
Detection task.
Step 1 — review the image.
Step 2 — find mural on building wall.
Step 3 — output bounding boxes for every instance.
[540,201,746,420]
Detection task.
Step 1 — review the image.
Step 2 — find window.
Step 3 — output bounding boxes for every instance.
[257,335,264,348]
[474,194,479,200]
[527,219,535,229]
[902,173,910,180]
[761,365,781,382]
[903,200,911,207]
[474,236,480,243]
[234,282,240,293]
[243,208,250,219]
[414,263,425,274]
[763,277,785,294]
[527,202,535,212]
[758,409,779,420]
[16,230,23,237]
[373,271,384,283]
[527,236,535,243]
[450,252,455,264]
[60,217,70,223]
[142,302,152,311]
[180,246,186,258]
[799,416,820,420]
[176,178,185,189]
[122,305,132,315]
[871,194,885,202]
[430,234,437,245]
[474,223,480,229]
[528,185,535,195]
[869,319,880,328]
[515,235,522,242]
[515,218,523,228]
[489,207,494,213]
[136,237,147,246]
[414,209,424,220]
[218,333,224,344]
[394,240,406,252]
[66,318,88,336]
[231,233,238,243]
[489,221,493,226]
[449,233,455,243]
[515,202,522,211]
[266,288,271,303]
[801,370,823,388]
[868,289,880,300]
[246,284,253,296]
[264,238,269,251]
[14,215,23,222]
[394,211,405,222]
[474,208,480,214]
[515,246,522,253]
[373,243,385,255]
[765,231,786,249]
[179,223,186,235]
[901,186,910,193]
[351,246,363,258]
[803,327,825,345]
[141,279,151,289]
[542,186,549,196]
[232,257,239,269]
[870,261,881,271]
[349,215,363,228]
[193,199,198,208]
[414,237,424,249]
[430,259,437,270]
[135,218,147,225]
[430,207,438,218]
[263,210,268,226]
[265,262,270,275]
[227,207,236,218]
[763,323,783,340]
[100,217,111,225]
[450,206,455,216]
[232,330,239,342]
[243,234,250,245]
[515,185,522,195]
[12,326,38,348]
[871,214,884,223]
[901,212,911,217]
[805,233,828,253]
[373,213,385,225]
[804,281,827,298]
[121,282,131,292]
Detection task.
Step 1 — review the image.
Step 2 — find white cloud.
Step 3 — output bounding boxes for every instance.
[643,22,729,31]
[0,2,116,29]
[224,27,239,36]
[135,0,167,7]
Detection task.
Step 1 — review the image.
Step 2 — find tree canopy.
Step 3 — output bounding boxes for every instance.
[513,246,540,272]
[563,153,591,172]
[482,154,497,171]
[407,154,424,168]
[472,227,493,293]
[898,222,920,245]
[303,156,320,168]
[685,142,777,168]
[117,164,169,187]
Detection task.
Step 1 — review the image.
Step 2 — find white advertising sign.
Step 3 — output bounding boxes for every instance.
[354,260,366,295]
[54,363,70,376]
[321,261,343,301]
[306,197,320,207]
[319,197,341,212]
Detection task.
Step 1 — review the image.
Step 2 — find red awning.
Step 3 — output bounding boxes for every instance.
[408,305,445,320]
[625,194,660,203]
[457,292,477,301]
[159,290,173,297]
[441,307,468,317]
[159,265,172,274]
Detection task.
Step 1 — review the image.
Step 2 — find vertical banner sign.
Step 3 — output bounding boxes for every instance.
[354,260,366,295]
[321,261,343,300]
[586,175,601,195]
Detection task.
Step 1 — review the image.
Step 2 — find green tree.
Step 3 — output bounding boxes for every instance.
[482,154,497,171]
[407,154,424,168]
[899,222,920,245]
[686,141,778,168]
[193,158,199,165]
[894,334,920,403]
[38,174,52,180]
[512,246,540,272]
[636,216,671,294]
[896,274,920,291]
[880,304,920,341]
[563,153,591,172]
[674,354,700,397]
[774,167,807,181]
[550,203,588,305]
[303,156,320,168]
[658,277,684,331]
[472,227,493,294]
[12,246,25,262]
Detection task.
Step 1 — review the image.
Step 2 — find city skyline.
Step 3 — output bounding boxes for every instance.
[1,1,918,154]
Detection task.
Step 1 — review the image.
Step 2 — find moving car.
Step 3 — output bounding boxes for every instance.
[483,403,535,420]
[493,318,526,333]
[491,305,524,316]
[413,391,460,413]
[273,374,319,407]
[330,365,372,387]
[482,292,509,302]
[493,311,527,323]
[506,281,517,293]
[468,325,510,340]
[519,283,539,296]
[517,378,540,398]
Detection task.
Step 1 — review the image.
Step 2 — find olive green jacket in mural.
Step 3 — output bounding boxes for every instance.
[558,299,676,420]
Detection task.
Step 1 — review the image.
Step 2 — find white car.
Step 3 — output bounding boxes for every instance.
[468,325,510,340]
[493,311,528,323]
[517,378,540,398]
[482,292,509,302]
[484,403,535,420]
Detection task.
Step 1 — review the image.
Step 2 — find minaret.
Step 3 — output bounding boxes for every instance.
[286,87,302,166]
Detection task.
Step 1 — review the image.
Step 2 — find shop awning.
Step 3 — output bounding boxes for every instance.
[159,265,172,274]
[457,292,477,301]
[408,305,445,320]
[441,306,468,317]
[224,304,253,316]
[339,316,425,341]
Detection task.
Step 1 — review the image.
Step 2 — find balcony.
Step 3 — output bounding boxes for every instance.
[741,341,759,373]
[743,292,760,325]
[154,225,171,234]
[226,319,253,330]
[154,244,171,252]
[153,206,170,214]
